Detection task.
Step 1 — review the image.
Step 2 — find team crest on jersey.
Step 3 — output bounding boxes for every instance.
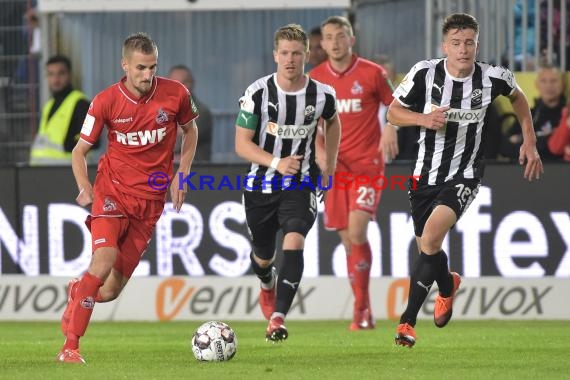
[304,105,316,124]
[471,89,482,107]
[351,80,363,95]
[155,108,169,125]
[103,197,117,212]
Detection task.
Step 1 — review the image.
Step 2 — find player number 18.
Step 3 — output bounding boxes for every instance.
[455,183,472,207]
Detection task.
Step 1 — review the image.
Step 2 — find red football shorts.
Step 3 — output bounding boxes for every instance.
[323,155,384,230]
[86,172,164,278]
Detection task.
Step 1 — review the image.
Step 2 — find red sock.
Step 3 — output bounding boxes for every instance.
[349,242,372,311]
[70,280,79,299]
[346,251,358,304]
[66,272,104,347]
[63,335,79,351]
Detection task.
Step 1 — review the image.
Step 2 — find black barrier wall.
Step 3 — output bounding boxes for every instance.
[0,164,568,277]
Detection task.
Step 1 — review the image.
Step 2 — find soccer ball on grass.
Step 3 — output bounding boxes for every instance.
[191,321,237,361]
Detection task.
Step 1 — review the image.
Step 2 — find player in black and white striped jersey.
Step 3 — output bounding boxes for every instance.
[396,58,521,186]
[387,13,543,347]
[235,24,341,342]
[237,71,337,193]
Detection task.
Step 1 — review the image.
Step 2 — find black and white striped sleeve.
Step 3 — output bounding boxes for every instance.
[393,60,429,108]
[322,85,337,120]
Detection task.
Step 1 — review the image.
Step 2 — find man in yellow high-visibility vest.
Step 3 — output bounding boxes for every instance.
[30,55,97,165]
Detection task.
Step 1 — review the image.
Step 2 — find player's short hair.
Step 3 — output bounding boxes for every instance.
[168,64,195,89]
[538,62,561,73]
[442,13,479,38]
[320,15,354,37]
[310,26,322,38]
[168,64,191,75]
[46,55,72,72]
[122,32,158,58]
[274,24,308,52]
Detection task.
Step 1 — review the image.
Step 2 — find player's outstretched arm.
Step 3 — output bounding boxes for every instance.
[509,87,544,181]
[71,139,94,207]
[172,120,198,212]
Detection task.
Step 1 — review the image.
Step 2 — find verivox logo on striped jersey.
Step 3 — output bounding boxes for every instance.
[444,107,486,123]
[266,121,316,139]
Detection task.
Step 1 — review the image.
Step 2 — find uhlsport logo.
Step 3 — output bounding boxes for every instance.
[112,116,133,124]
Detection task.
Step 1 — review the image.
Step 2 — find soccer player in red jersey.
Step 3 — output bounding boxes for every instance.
[310,16,397,331]
[56,33,199,363]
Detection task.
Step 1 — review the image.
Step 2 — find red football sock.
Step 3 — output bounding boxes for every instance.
[70,280,79,300]
[66,272,104,345]
[63,335,79,351]
[346,251,358,304]
[349,242,372,311]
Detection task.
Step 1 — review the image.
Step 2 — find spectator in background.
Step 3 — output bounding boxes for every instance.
[29,55,95,165]
[539,0,570,70]
[306,26,327,70]
[13,7,41,108]
[0,1,27,78]
[507,0,570,70]
[548,98,570,161]
[168,64,213,162]
[511,0,537,70]
[502,64,566,160]
[19,8,41,79]
[26,8,41,57]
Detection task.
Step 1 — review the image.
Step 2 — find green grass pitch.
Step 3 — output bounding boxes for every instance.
[1,320,569,380]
